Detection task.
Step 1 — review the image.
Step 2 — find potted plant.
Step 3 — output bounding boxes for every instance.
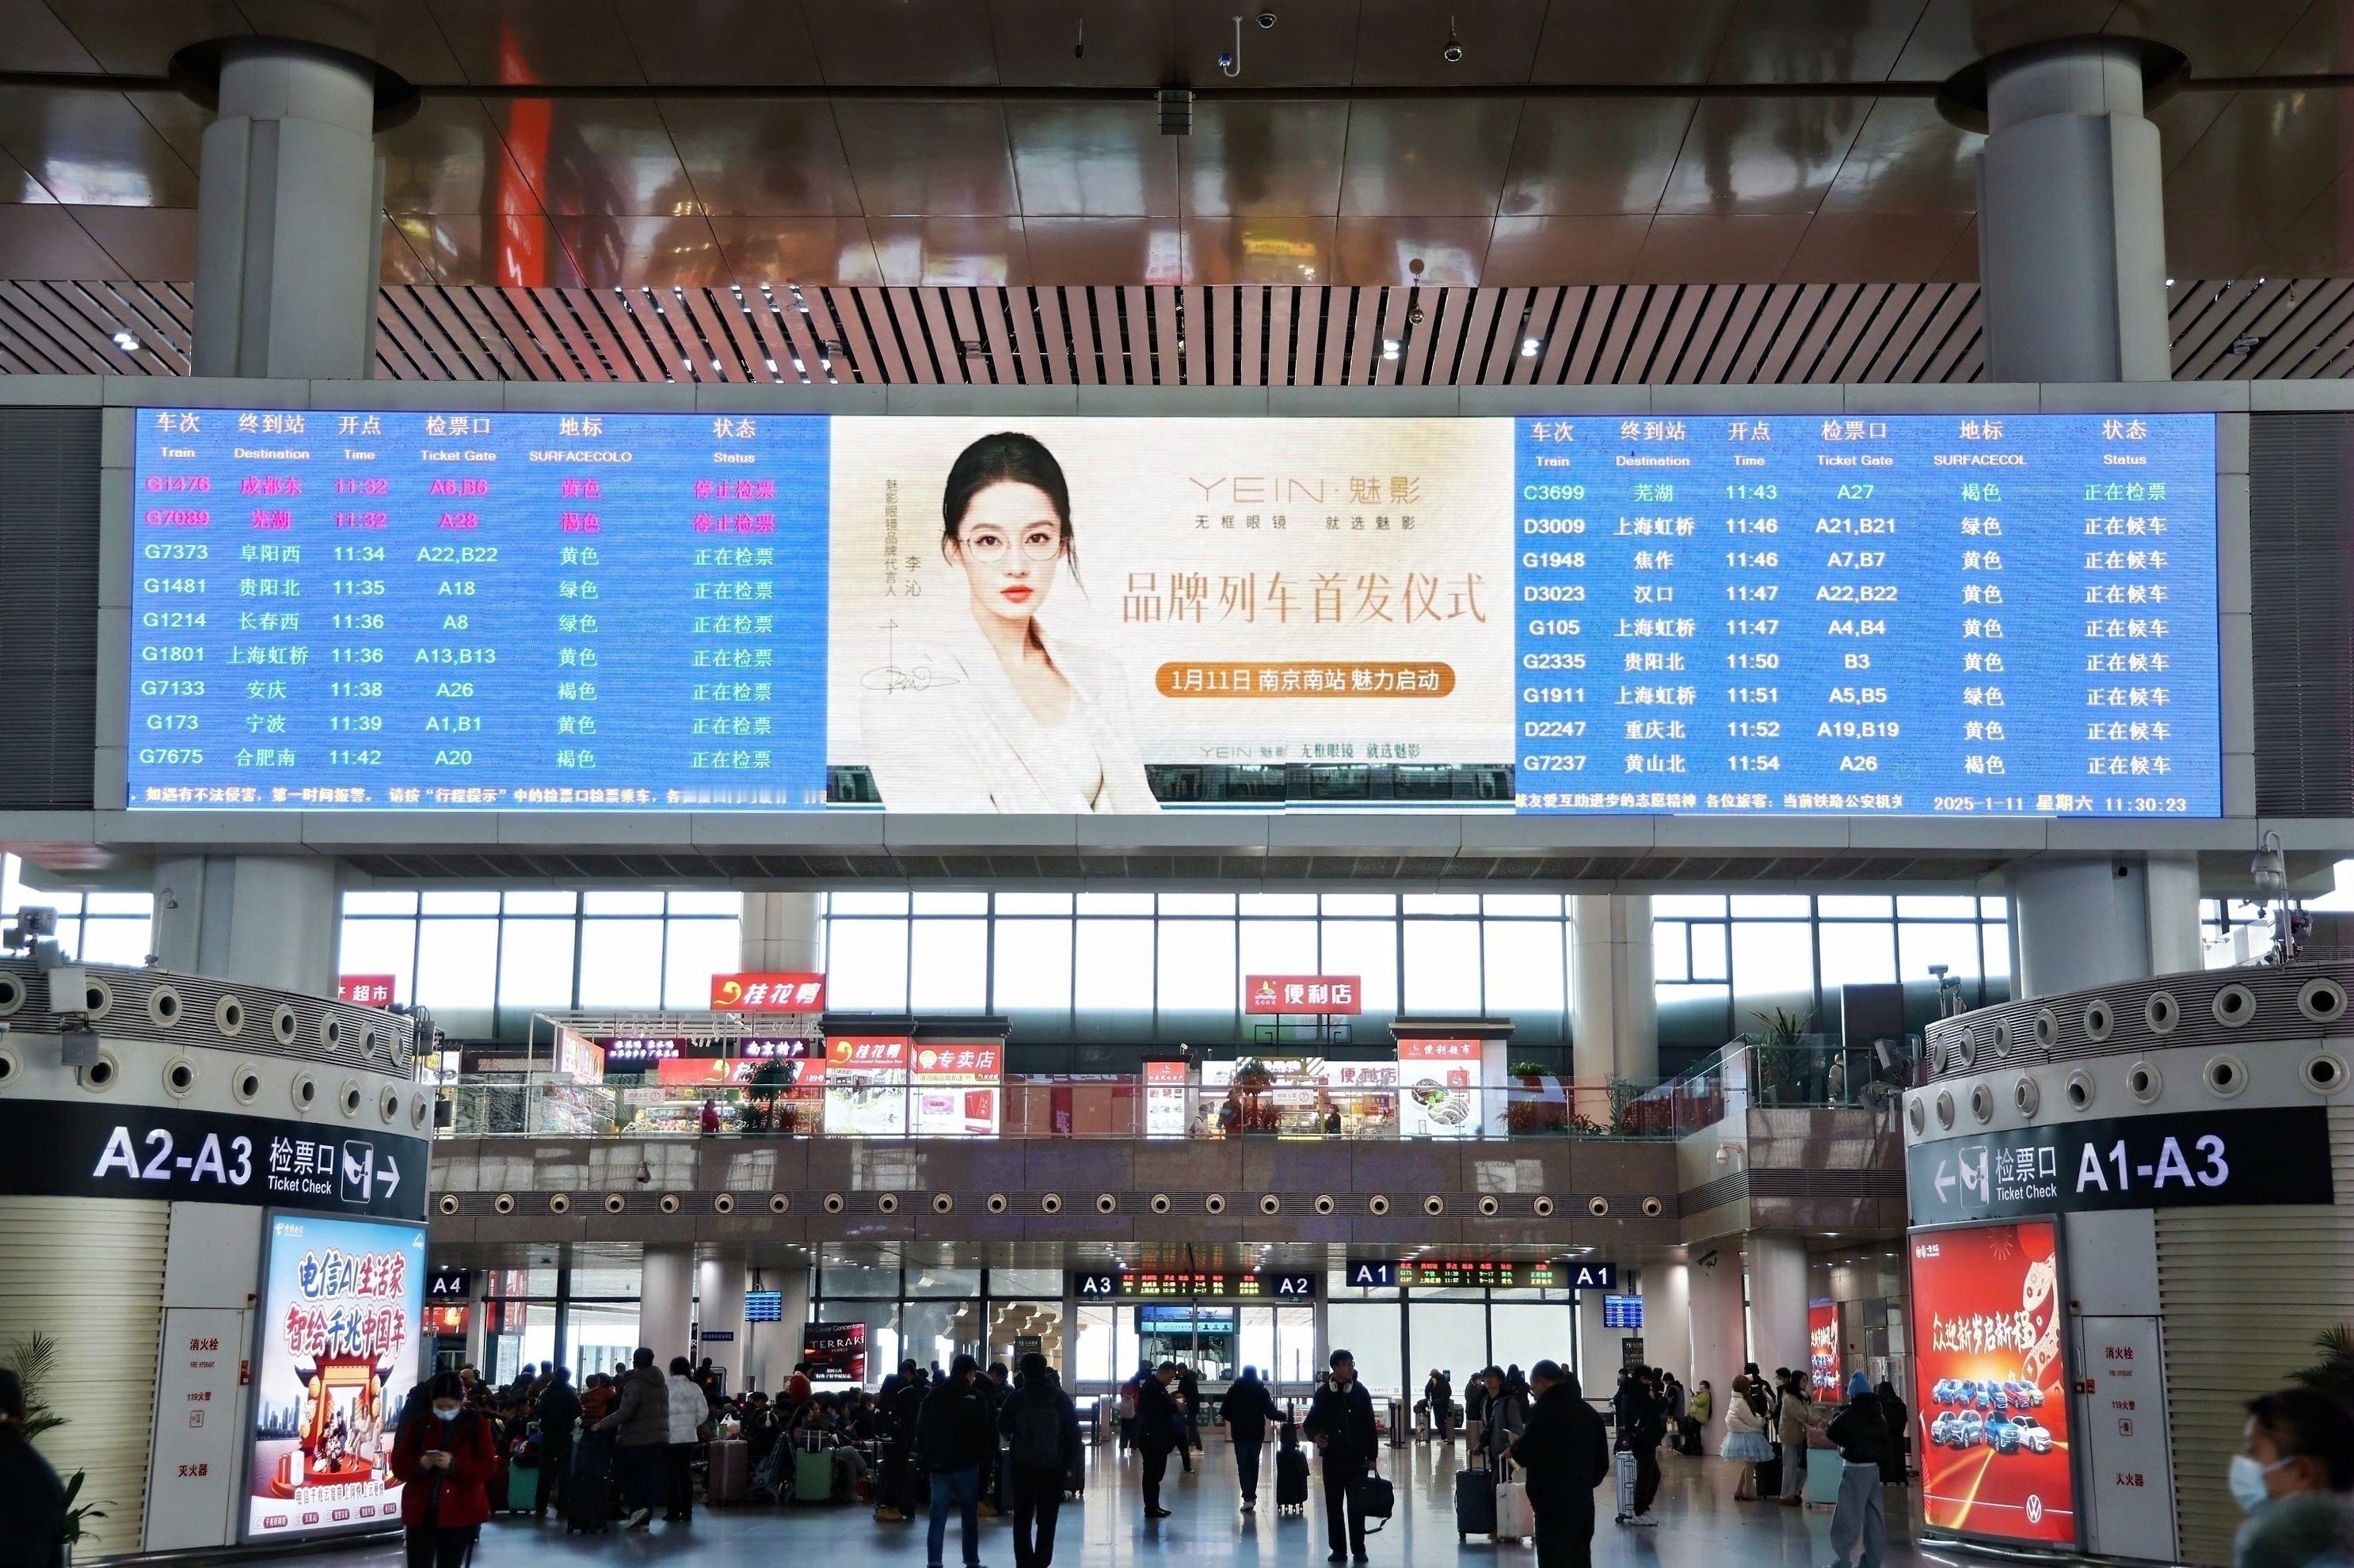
[1748,1007,1815,1105]
[1505,1060,1567,1134]
[9,1331,107,1559]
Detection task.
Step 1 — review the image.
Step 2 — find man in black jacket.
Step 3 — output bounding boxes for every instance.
[918,1356,996,1568]
[1134,1362,1182,1520]
[1304,1349,1379,1565]
[999,1353,1082,1568]
[0,1368,66,1568]
[1222,1365,1278,1513]
[1510,1361,1609,1568]
[531,1367,581,1520]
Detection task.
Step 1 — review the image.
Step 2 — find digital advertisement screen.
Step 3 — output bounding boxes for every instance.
[246,1213,427,1542]
[1908,1218,2074,1547]
[804,1322,868,1383]
[128,409,2220,817]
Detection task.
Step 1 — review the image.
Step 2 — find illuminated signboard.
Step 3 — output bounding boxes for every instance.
[1349,1258,1617,1291]
[127,410,2220,819]
[245,1213,427,1542]
[710,972,825,1011]
[1070,1270,1317,1300]
[1397,1038,1483,1139]
[1244,974,1362,1014]
[744,1291,783,1323]
[1909,1218,2076,1547]
[1603,1294,1644,1329]
[599,1036,814,1064]
[336,975,395,1007]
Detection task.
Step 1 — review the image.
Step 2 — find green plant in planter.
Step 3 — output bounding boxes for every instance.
[1747,1007,1815,1103]
[1229,1056,1274,1094]
[2293,1323,2354,1406]
[8,1330,109,1546]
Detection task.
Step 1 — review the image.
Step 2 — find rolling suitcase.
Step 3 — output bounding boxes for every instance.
[707,1438,748,1505]
[794,1443,837,1505]
[505,1456,539,1513]
[1613,1449,1639,1522]
[1756,1450,1782,1498]
[566,1474,612,1534]
[1454,1466,1496,1539]
[1805,1454,1845,1508]
[1276,1447,1310,1513]
[1494,1460,1533,1543]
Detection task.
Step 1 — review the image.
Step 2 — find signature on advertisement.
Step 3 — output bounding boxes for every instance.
[861,662,963,693]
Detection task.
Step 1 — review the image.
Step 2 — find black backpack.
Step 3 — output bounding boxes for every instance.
[1011,1393,1064,1469]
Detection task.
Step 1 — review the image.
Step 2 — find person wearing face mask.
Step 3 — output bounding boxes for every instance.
[859,431,1160,814]
[2232,1388,2354,1568]
[391,1372,496,1568]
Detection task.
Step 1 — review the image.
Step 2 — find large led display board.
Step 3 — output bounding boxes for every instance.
[127,409,2219,816]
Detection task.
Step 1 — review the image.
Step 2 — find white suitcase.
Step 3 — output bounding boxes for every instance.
[1613,1449,1638,1520]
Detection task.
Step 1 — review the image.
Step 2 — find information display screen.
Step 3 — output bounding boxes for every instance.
[126,409,2219,816]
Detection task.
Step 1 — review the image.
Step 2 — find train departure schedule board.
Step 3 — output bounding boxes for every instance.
[125,409,2219,816]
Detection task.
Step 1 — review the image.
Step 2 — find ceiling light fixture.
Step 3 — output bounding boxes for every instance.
[1381,338,1400,360]
[111,330,140,352]
[1442,14,1464,63]
[1522,337,1541,357]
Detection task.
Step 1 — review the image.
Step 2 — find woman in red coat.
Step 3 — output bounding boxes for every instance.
[392,1372,497,1568]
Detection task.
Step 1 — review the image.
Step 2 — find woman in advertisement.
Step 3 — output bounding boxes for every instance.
[861,432,1159,813]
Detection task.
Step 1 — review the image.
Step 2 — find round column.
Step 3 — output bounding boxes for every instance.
[1744,1235,1810,1380]
[2007,854,2200,999]
[696,1258,746,1395]
[741,892,824,972]
[192,40,386,379]
[1572,894,1657,1117]
[150,853,340,994]
[1686,1249,1747,1450]
[1972,38,2172,382]
[639,1243,695,1369]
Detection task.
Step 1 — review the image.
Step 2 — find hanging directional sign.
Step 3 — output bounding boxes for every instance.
[0,1098,428,1220]
[1905,1105,2333,1226]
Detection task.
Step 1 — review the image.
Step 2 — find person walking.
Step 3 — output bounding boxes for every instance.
[1000,1353,1081,1568]
[662,1355,710,1523]
[1510,1361,1610,1568]
[595,1346,671,1531]
[1874,1381,1908,1483]
[1135,1362,1181,1519]
[1304,1349,1380,1565]
[918,1354,996,1568]
[1825,1373,1893,1568]
[2233,1387,2354,1568]
[1176,1364,1202,1474]
[1465,1367,1491,1458]
[390,1372,497,1568]
[1724,1377,1775,1500]
[0,1366,67,1568]
[1224,1364,1278,1512]
[1776,1370,1813,1505]
[530,1367,580,1520]
[1480,1366,1529,1472]
[1614,1369,1663,1524]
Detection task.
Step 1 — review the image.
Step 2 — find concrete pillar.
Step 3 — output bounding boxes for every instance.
[2009,854,2201,998]
[1746,1236,1811,1382]
[1975,38,2171,382]
[744,1266,813,1393]
[1687,1247,1747,1450]
[741,892,824,972]
[640,1244,695,1368]
[1572,895,1656,1121]
[1642,1261,1691,1385]
[150,854,338,994]
[696,1258,746,1395]
[193,41,386,379]
[1575,1289,1612,1392]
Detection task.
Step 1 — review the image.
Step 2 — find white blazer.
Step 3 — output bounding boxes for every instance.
[859,605,1160,813]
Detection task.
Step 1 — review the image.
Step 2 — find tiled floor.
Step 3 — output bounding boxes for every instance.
[268,1437,1924,1568]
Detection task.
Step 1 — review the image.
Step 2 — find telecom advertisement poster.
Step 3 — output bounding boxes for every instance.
[246,1213,428,1541]
[1906,1218,2074,1547]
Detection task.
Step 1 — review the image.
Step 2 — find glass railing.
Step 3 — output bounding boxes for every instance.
[1623,1032,1923,1137]
[431,1071,1696,1141]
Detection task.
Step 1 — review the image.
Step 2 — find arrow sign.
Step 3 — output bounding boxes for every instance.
[378,1154,399,1199]
[1933,1159,1956,1202]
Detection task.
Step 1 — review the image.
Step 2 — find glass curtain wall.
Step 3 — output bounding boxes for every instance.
[810,1255,1065,1391]
[1322,1275,1584,1406]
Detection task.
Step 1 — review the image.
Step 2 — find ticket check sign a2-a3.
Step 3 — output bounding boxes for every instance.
[127,409,2219,818]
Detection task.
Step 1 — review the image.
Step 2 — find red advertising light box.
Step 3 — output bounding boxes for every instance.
[337,975,395,1008]
[1244,975,1362,1014]
[1907,1218,2075,1547]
